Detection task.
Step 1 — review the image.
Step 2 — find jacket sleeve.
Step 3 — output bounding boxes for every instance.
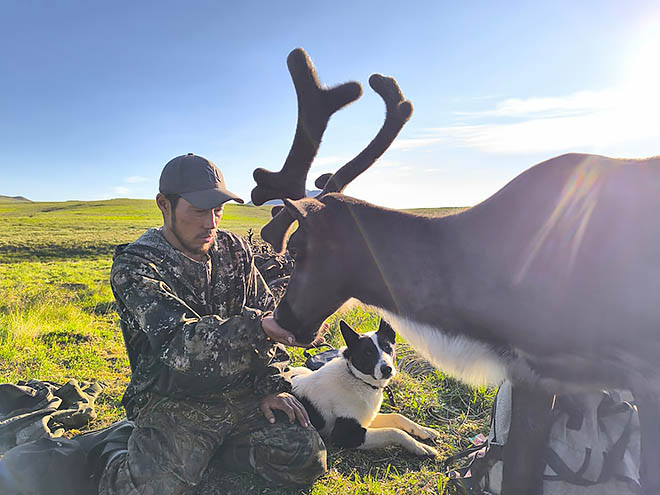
[111,253,290,397]
[231,236,291,396]
[237,235,276,314]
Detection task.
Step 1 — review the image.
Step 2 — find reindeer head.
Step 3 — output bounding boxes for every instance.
[252,48,413,344]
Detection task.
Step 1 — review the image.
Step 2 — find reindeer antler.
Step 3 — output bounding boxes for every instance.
[257,51,413,253]
[315,74,413,194]
[251,48,362,206]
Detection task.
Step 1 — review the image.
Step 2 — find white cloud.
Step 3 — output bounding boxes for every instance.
[113,186,130,195]
[454,89,618,119]
[400,83,660,155]
[391,136,445,151]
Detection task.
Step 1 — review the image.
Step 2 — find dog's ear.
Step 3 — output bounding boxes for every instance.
[339,320,360,348]
[377,319,396,343]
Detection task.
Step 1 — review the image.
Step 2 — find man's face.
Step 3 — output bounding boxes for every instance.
[162,196,224,260]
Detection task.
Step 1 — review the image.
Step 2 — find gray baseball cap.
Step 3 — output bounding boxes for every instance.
[159,153,244,208]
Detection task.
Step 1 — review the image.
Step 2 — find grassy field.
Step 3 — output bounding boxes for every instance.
[0,198,492,494]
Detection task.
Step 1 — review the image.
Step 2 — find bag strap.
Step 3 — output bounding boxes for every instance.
[442,444,486,470]
[596,401,634,483]
[544,447,597,486]
[544,397,635,485]
[445,443,504,495]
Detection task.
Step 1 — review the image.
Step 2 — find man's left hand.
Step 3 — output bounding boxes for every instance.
[260,392,312,428]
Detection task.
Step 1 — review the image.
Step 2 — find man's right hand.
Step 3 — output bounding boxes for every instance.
[261,315,326,347]
[260,392,311,428]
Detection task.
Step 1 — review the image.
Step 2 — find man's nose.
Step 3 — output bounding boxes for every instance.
[203,211,219,229]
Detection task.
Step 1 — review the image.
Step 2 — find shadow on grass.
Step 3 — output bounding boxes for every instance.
[0,244,118,262]
[196,446,445,495]
[39,330,93,346]
[87,301,116,316]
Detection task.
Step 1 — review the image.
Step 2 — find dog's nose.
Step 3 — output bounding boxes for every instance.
[380,365,392,378]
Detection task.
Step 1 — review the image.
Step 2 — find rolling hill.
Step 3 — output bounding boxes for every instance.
[0,195,31,202]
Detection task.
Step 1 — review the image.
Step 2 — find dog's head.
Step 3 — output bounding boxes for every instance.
[340,319,397,387]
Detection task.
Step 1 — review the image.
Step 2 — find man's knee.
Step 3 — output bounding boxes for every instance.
[98,451,196,495]
[98,421,212,495]
[252,423,327,487]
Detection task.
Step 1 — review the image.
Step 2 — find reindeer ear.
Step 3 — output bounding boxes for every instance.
[270,205,284,217]
[282,197,324,222]
[261,197,325,254]
[377,319,396,343]
[339,320,360,347]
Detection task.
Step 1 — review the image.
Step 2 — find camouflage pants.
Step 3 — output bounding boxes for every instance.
[98,388,327,495]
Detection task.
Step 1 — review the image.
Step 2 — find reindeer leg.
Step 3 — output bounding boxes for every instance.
[501,384,553,495]
[633,390,660,495]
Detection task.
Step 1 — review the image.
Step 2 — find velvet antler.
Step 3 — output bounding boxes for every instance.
[251,48,362,206]
[256,50,413,253]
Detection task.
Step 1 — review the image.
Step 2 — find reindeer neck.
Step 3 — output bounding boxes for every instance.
[348,204,462,325]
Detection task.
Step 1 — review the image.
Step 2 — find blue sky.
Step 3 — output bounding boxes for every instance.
[2,1,659,208]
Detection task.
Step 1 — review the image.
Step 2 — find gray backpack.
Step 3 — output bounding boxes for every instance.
[446,381,641,494]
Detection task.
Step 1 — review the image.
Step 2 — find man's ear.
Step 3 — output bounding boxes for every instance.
[156,193,170,216]
[339,320,360,348]
[377,319,396,343]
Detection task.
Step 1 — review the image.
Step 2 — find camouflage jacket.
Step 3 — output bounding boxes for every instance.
[111,228,291,418]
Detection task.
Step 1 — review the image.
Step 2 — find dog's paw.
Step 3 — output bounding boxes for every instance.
[411,425,441,442]
[410,440,439,458]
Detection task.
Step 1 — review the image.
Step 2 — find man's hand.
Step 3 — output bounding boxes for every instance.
[261,314,326,347]
[260,392,312,428]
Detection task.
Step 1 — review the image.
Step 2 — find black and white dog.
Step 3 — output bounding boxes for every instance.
[290,319,439,456]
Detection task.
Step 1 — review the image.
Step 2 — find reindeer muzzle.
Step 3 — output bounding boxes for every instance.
[273,299,321,345]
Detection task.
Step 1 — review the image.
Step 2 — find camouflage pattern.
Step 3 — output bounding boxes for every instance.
[100,227,327,493]
[98,389,327,494]
[111,228,291,416]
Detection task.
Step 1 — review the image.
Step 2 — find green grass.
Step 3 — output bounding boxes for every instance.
[0,199,491,494]
[0,199,273,262]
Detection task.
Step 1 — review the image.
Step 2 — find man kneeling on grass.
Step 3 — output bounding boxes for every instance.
[98,153,326,494]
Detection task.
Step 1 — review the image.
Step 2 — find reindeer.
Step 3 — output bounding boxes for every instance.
[251,48,660,494]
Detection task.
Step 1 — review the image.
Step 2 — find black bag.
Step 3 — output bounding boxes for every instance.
[0,420,133,495]
[303,344,342,371]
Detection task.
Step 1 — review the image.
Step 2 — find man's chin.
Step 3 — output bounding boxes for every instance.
[199,238,216,254]
[180,239,214,259]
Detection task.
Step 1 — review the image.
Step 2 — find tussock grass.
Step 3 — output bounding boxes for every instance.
[0,199,492,493]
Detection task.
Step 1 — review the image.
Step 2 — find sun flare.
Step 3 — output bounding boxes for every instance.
[619,25,660,120]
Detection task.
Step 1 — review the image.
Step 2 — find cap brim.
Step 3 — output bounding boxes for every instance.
[180,187,245,209]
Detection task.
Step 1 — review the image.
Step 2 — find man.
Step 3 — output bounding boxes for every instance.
[99,153,327,494]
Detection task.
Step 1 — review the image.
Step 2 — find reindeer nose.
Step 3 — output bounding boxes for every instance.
[380,365,392,378]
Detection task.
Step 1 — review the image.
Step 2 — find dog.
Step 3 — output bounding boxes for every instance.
[289,319,440,456]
